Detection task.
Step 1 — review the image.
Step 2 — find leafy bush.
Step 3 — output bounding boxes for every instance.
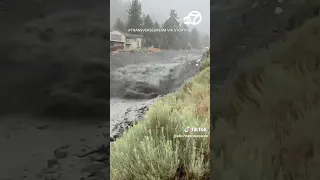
[110,50,210,180]
[212,16,320,180]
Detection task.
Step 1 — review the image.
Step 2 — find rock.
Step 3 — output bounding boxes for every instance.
[274,7,283,15]
[36,124,48,130]
[81,163,105,174]
[102,132,108,138]
[76,144,106,157]
[88,154,107,162]
[252,2,258,9]
[86,171,106,180]
[47,159,60,168]
[43,172,63,180]
[54,146,69,159]
[54,150,68,159]
[97,124,108,128]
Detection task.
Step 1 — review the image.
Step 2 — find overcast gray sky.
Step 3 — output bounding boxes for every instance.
[111,0,210,35]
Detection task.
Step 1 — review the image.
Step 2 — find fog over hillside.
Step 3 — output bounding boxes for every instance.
[110,0,210,34]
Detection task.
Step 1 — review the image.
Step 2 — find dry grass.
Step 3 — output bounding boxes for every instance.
[110,51,210,180]
[212,15,320,180]
[147,47,161,52]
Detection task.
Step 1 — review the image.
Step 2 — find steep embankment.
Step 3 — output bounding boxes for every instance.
[211,0,320,179]
[212,15,320,180]
[211,0,302,85]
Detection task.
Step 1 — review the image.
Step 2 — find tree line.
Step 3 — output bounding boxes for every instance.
[113,0,210,50]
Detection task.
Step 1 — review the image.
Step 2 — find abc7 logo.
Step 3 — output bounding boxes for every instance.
[183,11,202,26]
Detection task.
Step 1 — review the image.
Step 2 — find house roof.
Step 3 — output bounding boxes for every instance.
[111,28,143,38]
[112,28,126,36]
[125,33,143,38]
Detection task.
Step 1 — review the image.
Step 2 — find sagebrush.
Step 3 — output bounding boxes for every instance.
[212,15,320,180]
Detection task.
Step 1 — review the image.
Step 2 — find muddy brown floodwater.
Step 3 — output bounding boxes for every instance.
[110,49,206,140]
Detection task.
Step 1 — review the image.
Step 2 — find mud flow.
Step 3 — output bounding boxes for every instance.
[110,50,205,99]
[110,49,206,139]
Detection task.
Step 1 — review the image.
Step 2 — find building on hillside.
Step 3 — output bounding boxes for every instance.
[110,28,143,51]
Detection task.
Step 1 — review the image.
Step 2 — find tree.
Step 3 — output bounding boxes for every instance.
[162,9,181,49]
[190,27,200,49]
[114,18,126,32]
[143,14,154,47]
[153,21,162,48]
[126,0,143,34]
[169,9,180,29]
[180,23,190,49]
[110,0,129,28]
[153,21,160,29]
[202,34,210,47]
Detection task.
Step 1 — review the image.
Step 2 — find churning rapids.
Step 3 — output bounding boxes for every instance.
[109,49,206,139]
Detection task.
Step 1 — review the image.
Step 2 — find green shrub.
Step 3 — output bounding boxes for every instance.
[110,51,210,180]
[200,50,210,71]
[212,16,320,180]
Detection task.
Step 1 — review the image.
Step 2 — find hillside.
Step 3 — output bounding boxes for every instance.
[212,2,320,180]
